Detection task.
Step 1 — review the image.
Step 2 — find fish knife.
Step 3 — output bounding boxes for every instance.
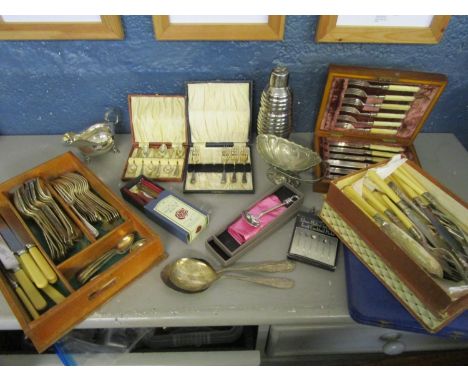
[329,153,387,163]
[328,142,404,153]
[327,166,355,175]
[329,146,395,158]
[342,186,443,278]
[325,159,370,169]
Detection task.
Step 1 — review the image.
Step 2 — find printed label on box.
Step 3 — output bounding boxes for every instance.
[153,195,206,241]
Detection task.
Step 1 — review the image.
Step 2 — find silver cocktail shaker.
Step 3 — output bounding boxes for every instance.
[257,66,292,138]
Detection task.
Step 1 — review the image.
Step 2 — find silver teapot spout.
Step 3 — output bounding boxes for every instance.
[63,108,120,161]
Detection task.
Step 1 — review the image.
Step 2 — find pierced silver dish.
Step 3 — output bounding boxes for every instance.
[256,134,322,187]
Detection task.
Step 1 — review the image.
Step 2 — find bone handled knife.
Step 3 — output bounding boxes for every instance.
[0,217,57,288]
[3,271,40,319]
[328,142,404,153]
[329,146,395,158]
[329,153,386,163]
[0,223,48,289]
[378,95,415,102]
[325,159,369,169]
[383,85,420,92]
[0,239,47,311]
[327,166,355,175]
[337,116,401,128]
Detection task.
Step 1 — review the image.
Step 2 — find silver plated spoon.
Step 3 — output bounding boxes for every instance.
[242,195,299,228]
[161,258,295,293]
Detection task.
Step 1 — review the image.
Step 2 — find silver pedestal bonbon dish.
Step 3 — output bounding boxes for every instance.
[63,107,120,162]
[256,134,322,188]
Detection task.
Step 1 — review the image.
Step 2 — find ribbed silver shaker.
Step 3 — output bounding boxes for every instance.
[257,66,292,138]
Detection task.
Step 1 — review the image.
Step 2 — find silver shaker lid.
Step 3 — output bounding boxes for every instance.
[269,67,289,88]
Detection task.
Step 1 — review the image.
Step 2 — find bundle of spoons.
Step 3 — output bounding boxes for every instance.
[161,258,296,293]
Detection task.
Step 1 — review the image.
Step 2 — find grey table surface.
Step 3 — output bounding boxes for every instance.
[0,133,466,330]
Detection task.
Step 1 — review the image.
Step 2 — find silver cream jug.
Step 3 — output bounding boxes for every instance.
[63,108,120,161]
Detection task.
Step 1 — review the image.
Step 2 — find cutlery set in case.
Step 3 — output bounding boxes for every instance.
[183,81,255,194]
[123,95,188,182]
[206,183,303,266]
[313,64,447,192]
[123,82,255,194]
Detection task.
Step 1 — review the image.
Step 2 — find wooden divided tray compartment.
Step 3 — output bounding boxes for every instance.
[0,151,165,352]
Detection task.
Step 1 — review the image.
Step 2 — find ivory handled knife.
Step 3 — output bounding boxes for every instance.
[325,159,370,169]
[328,142,404,153]
[0,237,47,311]
[329,146,395,158]
[327,166,355,175]
[329,153,387,163]
[0,213,57,284]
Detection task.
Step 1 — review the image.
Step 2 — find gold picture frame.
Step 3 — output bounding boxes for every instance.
[316,15,451,44]
[0,16,124,40]
[153,15,285,41]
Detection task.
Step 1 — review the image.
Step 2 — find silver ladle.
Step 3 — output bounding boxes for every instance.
[161,258,295,293]
[242,195,299,228]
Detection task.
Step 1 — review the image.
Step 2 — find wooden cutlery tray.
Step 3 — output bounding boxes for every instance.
[0,152,165,352]
[313,64,447,193]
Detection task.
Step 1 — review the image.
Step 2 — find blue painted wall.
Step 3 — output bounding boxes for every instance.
[1,16,467,147]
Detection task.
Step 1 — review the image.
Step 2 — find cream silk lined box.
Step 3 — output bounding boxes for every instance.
[122,95,188,182]
[183,81,255,194]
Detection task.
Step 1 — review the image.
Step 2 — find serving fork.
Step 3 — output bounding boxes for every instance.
[340,106,405,120]
[348,79,420,93]
[342,97,411,111]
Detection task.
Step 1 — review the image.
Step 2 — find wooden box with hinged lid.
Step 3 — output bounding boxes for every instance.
[0,152,165,352]
[313,64,447,193]
[122,94,189,182]
[320,158,468,333]
[183,81,255,194]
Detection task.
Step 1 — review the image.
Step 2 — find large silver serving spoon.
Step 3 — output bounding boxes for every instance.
[161,258,295,293]
[242,195,299,228]
[77,234,146,284]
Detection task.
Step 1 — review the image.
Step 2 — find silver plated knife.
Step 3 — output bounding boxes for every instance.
[329,146,394,158]
[328,141,404,153]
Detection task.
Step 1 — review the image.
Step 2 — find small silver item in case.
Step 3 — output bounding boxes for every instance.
[242,195,299,228]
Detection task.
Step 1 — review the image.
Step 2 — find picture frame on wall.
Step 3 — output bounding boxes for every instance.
[153,15,286,41]
[316,15,451,44]
[0,15,124,40]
